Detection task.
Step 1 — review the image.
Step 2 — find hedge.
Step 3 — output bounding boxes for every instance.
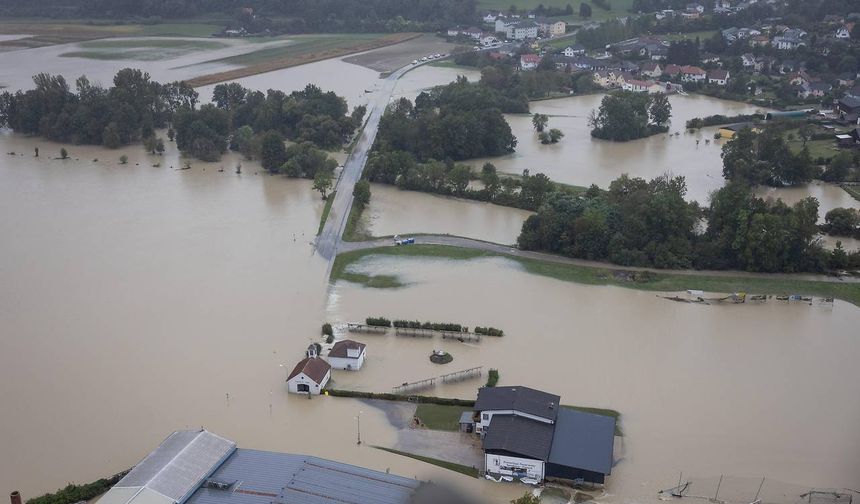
[486,369,499,387]
[325,388,476,407]
[365,316,392,327]
[393,320,466,332]
[27,471,129,504]
[474,326,504,336]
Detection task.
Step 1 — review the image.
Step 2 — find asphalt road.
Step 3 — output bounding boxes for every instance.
[339,234,859,284]
[316,61,422,262]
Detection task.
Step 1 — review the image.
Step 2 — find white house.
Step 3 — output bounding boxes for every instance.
[562,44,586,57]
[520,53,542,70]
[462,26,483,40]
[481,33,500,46]
[835,26,851,39]
[708,69,730,85]
[507,21,539,40]
[286,357,331,394]
[681,65,707,82]
[622,79,651,92]
[327,339,367,370]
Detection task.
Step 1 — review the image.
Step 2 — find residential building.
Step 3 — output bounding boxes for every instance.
[483,12,500,24]
[622,79,651,92]
[838,96,860,115]
[798,81,832,98]
[286,356,330,394]
[96,430,454,504]
[535,18,566,37]
[681,65,707,82]
[447,26,461,37]
[563,44,586,57]
[462,26,483,40]
[640,62,662,78]
[750,35,770,46]
[520,53,543,70]
[476,386,616,484]
[327,339,366,370]
[773,28,807,50]
[838,73,856,87]
[708,69,730,85]
[835,26,851,39]
[593,70,625,88]
[663,63,682,77]
[507,21,539,40]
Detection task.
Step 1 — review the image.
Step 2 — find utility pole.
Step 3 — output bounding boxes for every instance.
[356,411,362,445]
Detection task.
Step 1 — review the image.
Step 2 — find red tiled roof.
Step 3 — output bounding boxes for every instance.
[287,357,331,383]
[328,340,366,359]
[681,65,706,75]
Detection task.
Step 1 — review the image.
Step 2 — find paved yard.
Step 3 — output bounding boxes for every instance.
[394,429,483,469]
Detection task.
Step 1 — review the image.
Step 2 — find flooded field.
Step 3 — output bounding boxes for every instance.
[362,183,531,244]
[392,63,481,100]
[466,94,765,204]
[755,181,860,222]
[329,254,860,498]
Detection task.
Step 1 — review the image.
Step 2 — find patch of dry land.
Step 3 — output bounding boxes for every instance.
[0,21,221,49]
[342,33,462,72]
[185,32,421,87]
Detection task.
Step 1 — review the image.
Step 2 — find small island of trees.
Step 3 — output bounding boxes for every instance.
[589,91,672,141]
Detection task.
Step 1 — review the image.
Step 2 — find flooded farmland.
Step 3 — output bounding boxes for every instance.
[0,34,858,504]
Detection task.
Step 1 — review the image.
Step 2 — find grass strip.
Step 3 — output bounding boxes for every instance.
[331,244,860,305]
[317,191,336,236]
[373,446,479,478]
[415,404,472,431]
[842,184,860,203]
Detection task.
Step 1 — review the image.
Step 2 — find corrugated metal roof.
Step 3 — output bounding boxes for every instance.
[186,449,420,504]
[547,408,615,475]
[475,386,560,422]
[101,430,236,504]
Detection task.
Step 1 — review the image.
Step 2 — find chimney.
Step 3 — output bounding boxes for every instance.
[11,491,22,504]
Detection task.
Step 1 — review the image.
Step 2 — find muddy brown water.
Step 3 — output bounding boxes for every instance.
[1,43,858,503]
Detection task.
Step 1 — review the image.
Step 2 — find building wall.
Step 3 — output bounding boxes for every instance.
[485,453,545,480]
[328,351,365,370]
[476,409,552,433]
[545,463,606,484]
[287,370,330,394]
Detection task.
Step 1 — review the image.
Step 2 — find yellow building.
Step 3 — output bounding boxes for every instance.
[718,122,759,139]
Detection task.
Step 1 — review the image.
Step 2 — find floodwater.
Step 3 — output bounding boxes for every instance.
[392,64,481,101]
[466,94,765,204]
[362,183,531,244]
[329,254,860,498]
[755,181,860,222]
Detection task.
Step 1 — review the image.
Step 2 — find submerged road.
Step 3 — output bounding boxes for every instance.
[339,234,859,284]
[316,60,422,261]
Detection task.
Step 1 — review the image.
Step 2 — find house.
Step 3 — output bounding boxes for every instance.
[535,18,566,37]
[640,62,662,78]
[94,430,452,504]
[462,26,483,40]
[593,70,625,88]
[835,26,851,39]
[750,34,770,46]
[837,73,856,87]
[622,79,651,92]
[447,27,461,37]
[681,65,707,82]
[741,53,756,69]
[520,54,543,70]
[327,339,366,370]
[483,12,500,24]
[773,28,807,50]
[663,64,682,77]
[563,44,586,57]
[495,18,513,34]
[476,386,616,484]
[507,21,539,40]
[708,69,730,85]
[798,81,832,99]
[286,356,330,394]
[838,96,860,115]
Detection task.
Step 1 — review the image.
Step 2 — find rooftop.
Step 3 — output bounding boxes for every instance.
[99,431,237,504]
[328,340,366,359]
[482,415,555,460]
[287,357,331,383]
[475,386,561,422]
[547,408,616,475]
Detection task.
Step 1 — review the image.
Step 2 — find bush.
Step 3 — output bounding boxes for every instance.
[27,472,128,504]
[366,316,391,327]
[321,322,333,337]
[325,334,334,344]
[486,369,499,387]
[393,320,465,331]
[474,326,504,336]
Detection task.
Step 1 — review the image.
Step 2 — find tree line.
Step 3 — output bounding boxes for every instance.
[0,69,196,148]
[721,127,815,186]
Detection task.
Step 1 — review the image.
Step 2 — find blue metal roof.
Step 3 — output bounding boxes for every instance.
[547,408,615,475]
[186,449,420,504]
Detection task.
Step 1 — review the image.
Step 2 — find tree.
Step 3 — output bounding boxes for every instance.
[532,113,549,132]
[167,127,175,142]
[313,170,334,199]
[143,135,157,154]
[119,155,128,164]
[481,162,501,197]
[353,179,371,207]
[823,207,859,236]
[102,122,121,149]
[511,492,541,504]
[579,2,592,18]
[649,93,671,128]
[259,130,286,173]
[60,147,68,159]
[548,128,564,143]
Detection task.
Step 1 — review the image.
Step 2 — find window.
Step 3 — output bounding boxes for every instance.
[494,458,500,466]
[297,384,310,393]
[482,413,489,420]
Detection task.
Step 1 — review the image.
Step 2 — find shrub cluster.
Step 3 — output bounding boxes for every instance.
[685,113,760,129]
[485,369,499,388]
[393,320,465,332]
[474,326,504,336]
[365,316,392,327]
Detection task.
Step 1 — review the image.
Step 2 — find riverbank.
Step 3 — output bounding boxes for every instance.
[331,243,860,305]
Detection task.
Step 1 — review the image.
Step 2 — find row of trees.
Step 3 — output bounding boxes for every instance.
[518,175,850,272]
[589,91,672,141]
[0,69,196,147]
[453,54,599,99]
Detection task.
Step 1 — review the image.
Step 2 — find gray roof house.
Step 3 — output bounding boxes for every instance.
[98,430,470,504]
[476,386,616,484]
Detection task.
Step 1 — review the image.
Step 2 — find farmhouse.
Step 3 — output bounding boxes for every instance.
[95,429,451,504]
[708,69,729,85]
[286,356,330,394]
[476,386,616,484]
[520,54,543,70]
[680,65,706,82]
[719,122,757,139]
[327,339,367,370]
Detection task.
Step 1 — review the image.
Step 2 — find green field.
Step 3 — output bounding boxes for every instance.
[317,191,336,236]
[843,185,860,202]
[331,245,860,305]
[665,30,718,41]
[0,20,223,48]
[60,38,227,60]
[483,0,636,23]
[415,404,472,431]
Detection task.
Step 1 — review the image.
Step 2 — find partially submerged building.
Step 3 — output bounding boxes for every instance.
[96,430,468,504]
[286,356,330,394]
[327,339,367,370]
[474,386,616,484]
